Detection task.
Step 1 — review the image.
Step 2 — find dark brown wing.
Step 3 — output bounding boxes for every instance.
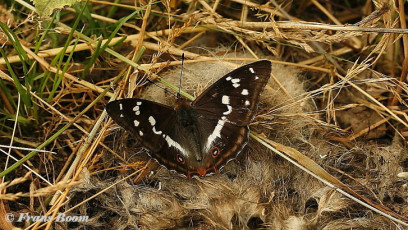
[106,98,175,152]
[192,60,271,125]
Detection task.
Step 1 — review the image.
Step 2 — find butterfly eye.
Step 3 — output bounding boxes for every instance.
[176,154,185,164]
[210,147,220,158]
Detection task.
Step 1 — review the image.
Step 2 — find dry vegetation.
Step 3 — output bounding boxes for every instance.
[0,0,408,229]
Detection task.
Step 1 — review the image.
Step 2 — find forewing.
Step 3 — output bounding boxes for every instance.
[192,60,271,125]
[106,98,175,152]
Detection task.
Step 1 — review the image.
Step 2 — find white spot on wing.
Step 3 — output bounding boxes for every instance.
[120,114,124,117]
[119,103,123,110]
[232,78,240,88]
[255,76,259,80]
[136,101,142,105]
[133,106,139,111]
[245,100,250,106]
[148,116,156,126]
[205,117,227,151]
[153,126,162,135]
[226,76,232,81]
[135,111,140,116]
[134,120,140,127]
[249,67,255,73]
[222,95,230,105]
[223,105,232,115]
[165,135,188,157]
[241,89,249,95]
[139,131,143,136]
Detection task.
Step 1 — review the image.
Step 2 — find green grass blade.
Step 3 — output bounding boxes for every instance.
[45,0,89,102]
[82,10,140,78]
[47,34,81,101]
[0,49,31,112]
[0,22,32,109]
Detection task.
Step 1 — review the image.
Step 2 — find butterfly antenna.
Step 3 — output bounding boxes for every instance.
[150,80,177,97]
[178,53,185,98]
[143,75,177,97]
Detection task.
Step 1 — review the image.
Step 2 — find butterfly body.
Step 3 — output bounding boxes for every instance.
[106,60,272,178]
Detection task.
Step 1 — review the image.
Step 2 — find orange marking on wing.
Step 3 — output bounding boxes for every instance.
[197,168,207,176]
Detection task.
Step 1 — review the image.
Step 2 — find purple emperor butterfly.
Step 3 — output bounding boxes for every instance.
[106,60,271,178]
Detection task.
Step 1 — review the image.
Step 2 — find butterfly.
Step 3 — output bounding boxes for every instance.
[106,60,272,178]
